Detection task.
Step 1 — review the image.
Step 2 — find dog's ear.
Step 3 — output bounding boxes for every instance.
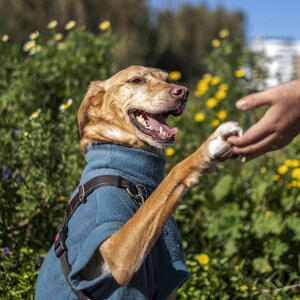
[78,80,106,153]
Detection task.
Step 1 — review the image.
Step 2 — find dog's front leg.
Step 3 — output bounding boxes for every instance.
[99,122,243,285]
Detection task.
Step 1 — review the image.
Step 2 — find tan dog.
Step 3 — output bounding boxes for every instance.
[35,65,242,300]
[78,66,242,296]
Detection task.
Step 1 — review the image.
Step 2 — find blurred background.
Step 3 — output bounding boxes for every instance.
[1,1,300,299]
[1,0,300,86]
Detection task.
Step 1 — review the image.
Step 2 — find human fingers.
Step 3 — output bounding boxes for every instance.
[230,132,280,162]
[236,90,272,111]
[227,111,274,147]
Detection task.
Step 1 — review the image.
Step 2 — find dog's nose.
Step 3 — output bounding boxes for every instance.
[169,85,189,100]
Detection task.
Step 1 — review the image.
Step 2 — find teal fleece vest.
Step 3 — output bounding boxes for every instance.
[35,144,190,299]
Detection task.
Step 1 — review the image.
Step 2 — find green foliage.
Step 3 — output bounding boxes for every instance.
[0,26,116,299]
[0,247,41,300]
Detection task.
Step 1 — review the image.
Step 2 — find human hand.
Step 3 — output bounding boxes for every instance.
[228,80,300,162]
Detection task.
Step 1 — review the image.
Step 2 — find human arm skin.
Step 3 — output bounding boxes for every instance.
[228,80,300,162]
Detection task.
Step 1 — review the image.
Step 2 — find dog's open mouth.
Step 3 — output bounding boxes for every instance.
[128,109,182,144]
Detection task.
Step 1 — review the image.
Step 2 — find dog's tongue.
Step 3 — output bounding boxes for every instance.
[145,113,178,136]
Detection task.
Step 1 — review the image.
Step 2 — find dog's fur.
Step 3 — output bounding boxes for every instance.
[78,65,242,298]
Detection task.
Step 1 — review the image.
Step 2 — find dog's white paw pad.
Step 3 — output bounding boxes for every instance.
[208,121,243,161]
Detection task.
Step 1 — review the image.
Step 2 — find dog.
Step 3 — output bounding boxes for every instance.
[35,65,242,300]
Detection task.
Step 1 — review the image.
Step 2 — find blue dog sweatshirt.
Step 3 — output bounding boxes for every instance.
[35,144,190,299]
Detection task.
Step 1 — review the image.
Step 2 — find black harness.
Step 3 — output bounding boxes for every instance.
[54,175,149,300]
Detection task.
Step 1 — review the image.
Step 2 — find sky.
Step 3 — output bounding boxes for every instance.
[149,0,300,42]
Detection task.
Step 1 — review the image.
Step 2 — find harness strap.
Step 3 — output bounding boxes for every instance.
[61,251,91,300]
[54,175,149,300]
[62,175,148,228]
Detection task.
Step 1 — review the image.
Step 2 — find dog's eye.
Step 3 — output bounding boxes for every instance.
[129,77,144,84]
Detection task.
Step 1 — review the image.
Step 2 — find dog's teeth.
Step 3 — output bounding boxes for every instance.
[136,114,147,126]
[159,126,163,134]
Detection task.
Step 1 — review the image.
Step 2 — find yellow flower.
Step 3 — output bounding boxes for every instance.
[219,28,230,38]
[264,210,271,217]
[273,174,280,182]
[99,20,111,31]
[286,181,300,189]
[65,20,76,30]
[194,112,205,122]
[260,167,267,174]
[194,80,209,96]
[291,168,300,180]
[277,165,288,175]
[219,83,229,91]
[59,98,73,112]
[165,147,175,157]
[196,253,210,265]
[193,89,206,97]
[23,40,36,52]
[240,284,248,292]
[234,69,245,78]
[23,131,29,138]
[23,40,41,55]
[203,73,212,80]
[211,76,221,86]
[57,43,67,50]
[2,34,9,42]
[203,265,209,271]
[196,79,208,89]
[206,98,218,109]
[212,38,221,48]
[47,20,58,29]
[54,33,64,41]
[57,195,66,202]
[215,89,227,100]
[29,31,39,40]
[285,159,300,168]
[169,71,182,81]
[211,119,220,128]
[217,110,227,121]
[29,108,41,120]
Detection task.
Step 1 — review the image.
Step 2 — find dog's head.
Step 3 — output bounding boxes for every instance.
[78,65,189,154]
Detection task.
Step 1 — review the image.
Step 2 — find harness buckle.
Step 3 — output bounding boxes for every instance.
[54,225,68,258]
[78,184,86,203]
[126,182,147,205]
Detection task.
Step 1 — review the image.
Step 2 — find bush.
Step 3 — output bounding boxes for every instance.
[0,23,116,299]
[1,24,299,299]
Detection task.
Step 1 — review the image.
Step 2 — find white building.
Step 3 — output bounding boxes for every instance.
[251,37,300,87]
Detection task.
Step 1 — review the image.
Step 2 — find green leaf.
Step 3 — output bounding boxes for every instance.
[252,257,272,274]
[281,196,294,212]
[286,215,300,241]
[251,211,283,238]
[213,175,233,201]
[224,239,238,257]
[251,181,269,201]
[268,238,289,261]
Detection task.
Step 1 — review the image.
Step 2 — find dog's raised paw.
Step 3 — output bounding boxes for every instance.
[208,121,243,161]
